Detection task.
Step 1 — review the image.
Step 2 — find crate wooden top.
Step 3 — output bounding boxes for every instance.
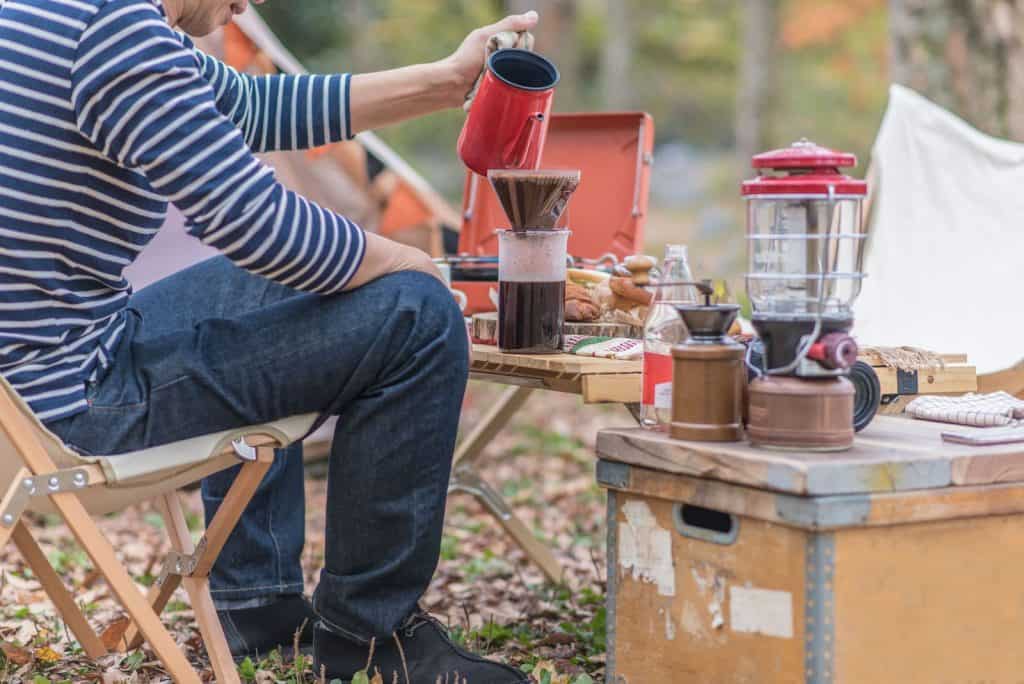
[596,416,1024,496]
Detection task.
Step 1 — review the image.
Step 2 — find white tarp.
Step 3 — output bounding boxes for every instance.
[856,84,1024,375]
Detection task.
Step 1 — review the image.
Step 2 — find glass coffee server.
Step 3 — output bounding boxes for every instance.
[742,139,872,451]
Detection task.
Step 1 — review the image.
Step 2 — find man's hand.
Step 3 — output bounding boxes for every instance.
[443,11,540,100]
[344,232,445,291]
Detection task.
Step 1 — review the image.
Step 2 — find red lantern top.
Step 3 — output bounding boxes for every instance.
[741,138,867,197]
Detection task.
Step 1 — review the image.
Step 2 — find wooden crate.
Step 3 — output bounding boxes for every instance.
[596,417,1024,683]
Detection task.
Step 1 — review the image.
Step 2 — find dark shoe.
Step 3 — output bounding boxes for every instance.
[218,594,316,660]
[313,612,529,683]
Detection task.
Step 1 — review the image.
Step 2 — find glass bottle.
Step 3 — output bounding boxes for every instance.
[640,244,698,430]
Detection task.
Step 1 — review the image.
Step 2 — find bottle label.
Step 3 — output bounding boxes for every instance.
[642,352,673,406]
[654,381,673,410]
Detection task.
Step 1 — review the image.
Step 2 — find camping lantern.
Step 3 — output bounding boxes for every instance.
[741,139,871,451]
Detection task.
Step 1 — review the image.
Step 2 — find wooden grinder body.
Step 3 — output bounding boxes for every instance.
[671,340,745,441]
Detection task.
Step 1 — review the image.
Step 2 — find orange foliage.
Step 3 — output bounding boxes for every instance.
[782,0,885,49]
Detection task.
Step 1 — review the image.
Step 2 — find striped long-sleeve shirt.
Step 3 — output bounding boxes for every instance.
[0,0,367,422]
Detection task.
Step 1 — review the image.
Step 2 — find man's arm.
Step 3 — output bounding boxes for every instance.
[189,11,539,152]
[72,0,435,293]
[191,46,354,152]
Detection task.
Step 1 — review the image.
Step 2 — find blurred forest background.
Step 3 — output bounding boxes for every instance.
[257,0,1024,281]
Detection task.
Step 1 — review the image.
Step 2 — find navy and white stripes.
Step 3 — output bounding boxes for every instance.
[0,0,364,422]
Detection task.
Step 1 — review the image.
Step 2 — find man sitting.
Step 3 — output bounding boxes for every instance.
[0,0,537,680]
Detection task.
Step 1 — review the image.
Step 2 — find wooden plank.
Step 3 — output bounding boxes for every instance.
[874,363,977,395]
[158,494,240,684]
[12,522,106,659]
[453,386,532,468]
[470,371,585,395]
[858,351,968,366]
[604,462,1024,529]
[610,492,807,682]
[0,466,30,549]
[834,516,1024,682]
[598,416,1024,495]
[192,448,273,578]
[977,359,1024,397]
[124,573,181,652]
[581,374,641,404]
[472,344,639,376]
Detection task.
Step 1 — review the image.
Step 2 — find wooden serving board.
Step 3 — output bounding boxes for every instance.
[471,312,638,344]
[472,344,639,376]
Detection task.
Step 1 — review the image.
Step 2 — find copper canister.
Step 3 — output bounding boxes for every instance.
[670,304,745,442]
[747,376,855,451]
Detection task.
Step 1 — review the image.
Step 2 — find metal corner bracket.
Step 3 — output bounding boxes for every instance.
[1,468,92,529]
[805,533,835,684]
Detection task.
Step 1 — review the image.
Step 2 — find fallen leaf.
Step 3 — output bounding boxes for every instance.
[101,668,129,684]
[532,660,572,684]
[100,616,131,651]
[33,645,60,664]
[0,640,31,665]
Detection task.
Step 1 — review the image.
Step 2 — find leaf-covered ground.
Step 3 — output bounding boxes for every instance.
[1,384,631,683]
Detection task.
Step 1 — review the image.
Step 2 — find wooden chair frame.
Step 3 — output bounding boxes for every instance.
[0,384,288,684]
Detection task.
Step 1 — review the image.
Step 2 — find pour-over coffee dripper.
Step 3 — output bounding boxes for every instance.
[488,169,581,230]
[490,169,581,354]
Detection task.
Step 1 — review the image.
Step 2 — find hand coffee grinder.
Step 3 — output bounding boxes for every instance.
[742,139,868,451]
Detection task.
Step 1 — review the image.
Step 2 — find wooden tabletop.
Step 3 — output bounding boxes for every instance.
[470,344,641,404]
[596,416,1024,496]
[469,344,976,407]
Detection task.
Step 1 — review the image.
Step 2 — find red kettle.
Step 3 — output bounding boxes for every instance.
[457,49,559,176]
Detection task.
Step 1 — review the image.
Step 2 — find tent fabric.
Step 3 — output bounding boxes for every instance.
[856,84,1024,375]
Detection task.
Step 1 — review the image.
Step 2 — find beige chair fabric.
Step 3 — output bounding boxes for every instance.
[0,375,317,515]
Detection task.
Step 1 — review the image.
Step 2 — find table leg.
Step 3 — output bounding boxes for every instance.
[449,469,563,584]
[453,386,533,468]
[451,384,569,582]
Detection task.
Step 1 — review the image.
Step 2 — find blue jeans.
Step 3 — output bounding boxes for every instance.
[46,257,469,640]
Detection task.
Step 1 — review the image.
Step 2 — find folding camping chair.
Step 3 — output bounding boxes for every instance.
[858,84,1024,397]
[0,375,317,683]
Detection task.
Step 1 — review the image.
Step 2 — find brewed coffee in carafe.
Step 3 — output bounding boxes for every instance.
[498,230,569,353]
[490,169,581,354]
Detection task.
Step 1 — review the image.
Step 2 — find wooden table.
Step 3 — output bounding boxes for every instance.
[450,345,640,583]
[595,416,1024,683]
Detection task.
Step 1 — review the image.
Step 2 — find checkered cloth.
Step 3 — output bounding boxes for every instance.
[906,391,1024,427]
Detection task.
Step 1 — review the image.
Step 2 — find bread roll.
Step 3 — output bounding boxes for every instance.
[610,277,653,306]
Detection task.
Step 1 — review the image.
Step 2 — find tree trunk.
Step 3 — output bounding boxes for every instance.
[889,0,1024,139]
[601,0,633,109]
[735,0,780,168]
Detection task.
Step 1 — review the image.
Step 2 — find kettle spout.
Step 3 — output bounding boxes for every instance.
[510,112,545,169]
